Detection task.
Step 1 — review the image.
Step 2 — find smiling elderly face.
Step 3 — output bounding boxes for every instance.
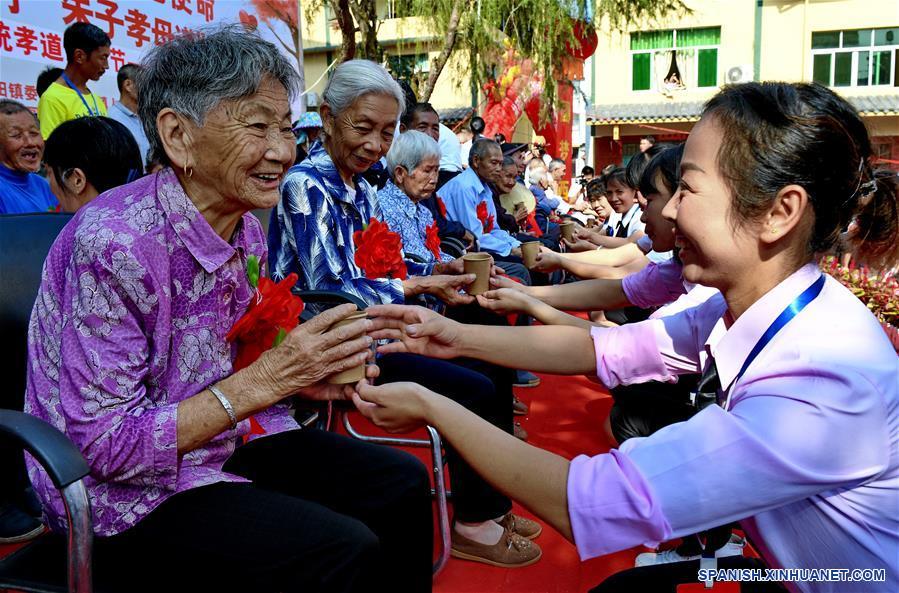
[186,76,296,210]
[0,110,43,173]
[322,92,399,183]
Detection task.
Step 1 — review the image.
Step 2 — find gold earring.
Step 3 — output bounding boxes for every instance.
[770,227,779,234]
[183,164,193,179]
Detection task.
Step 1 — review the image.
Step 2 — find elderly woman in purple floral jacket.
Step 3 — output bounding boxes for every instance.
[24,28,433,593]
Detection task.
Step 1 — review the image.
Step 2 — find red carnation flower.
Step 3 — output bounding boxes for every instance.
[525,211,543,237]
[436,196,448,219]
[425,221,442,260]
[353,218,408,280]
[476,200,494,233]
[227,273,304,373]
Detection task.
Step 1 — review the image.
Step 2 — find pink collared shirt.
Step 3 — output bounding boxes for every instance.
[621,257,688,309]
[569,264,898,593]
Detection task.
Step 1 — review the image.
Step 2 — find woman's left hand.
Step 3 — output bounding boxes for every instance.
[531,250,562,273]
[563,237,598,252]
[350,381,433,433]
[297,362,381,401]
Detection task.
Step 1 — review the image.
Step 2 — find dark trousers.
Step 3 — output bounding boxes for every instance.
[609,375,699,443]
[377,353,513,523]
[591,556,788,593]
[91,428,433,593]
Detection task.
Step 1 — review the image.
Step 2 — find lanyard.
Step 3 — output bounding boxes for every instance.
[61,73,100,117]
[721,273,826,411]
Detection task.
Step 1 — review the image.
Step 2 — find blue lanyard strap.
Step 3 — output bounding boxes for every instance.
[61,73,100,117]
[733,274,826,386]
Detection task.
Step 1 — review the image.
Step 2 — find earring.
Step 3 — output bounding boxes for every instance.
[770,227,779,234]
[183,164,193,179]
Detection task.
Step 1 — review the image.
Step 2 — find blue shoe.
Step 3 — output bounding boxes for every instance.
[0,502,44,544]
[514,370,540,388]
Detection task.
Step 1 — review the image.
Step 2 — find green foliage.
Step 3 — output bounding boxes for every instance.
[404,0,689,106]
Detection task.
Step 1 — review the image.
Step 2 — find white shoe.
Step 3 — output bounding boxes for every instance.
[635,535,745,567]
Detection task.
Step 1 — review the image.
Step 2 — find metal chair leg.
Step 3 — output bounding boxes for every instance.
[61,480,92,593]
[340,411,452,576]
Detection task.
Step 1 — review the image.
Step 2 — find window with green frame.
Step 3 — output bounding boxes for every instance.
[630,27,721,91]
[811,27,899,87]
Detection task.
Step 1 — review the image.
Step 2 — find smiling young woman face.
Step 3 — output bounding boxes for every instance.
[322,93,399,184]
[662,116,762,292]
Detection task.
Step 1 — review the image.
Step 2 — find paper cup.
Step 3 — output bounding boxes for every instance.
[520,241,540,269]
[463,252,491,295]
[326,311,369,385]
[560,222,575,242]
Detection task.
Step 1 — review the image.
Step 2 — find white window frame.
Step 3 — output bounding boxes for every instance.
[629,29,721,94]
[810,29,899,87]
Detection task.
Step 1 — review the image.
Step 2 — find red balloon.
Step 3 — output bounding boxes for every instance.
[566,20,598,60]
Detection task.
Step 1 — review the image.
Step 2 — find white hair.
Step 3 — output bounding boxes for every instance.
[323,59,405,119]
[386,130,440,178]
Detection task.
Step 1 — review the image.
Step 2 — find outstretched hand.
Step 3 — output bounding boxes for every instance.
[350,381,433,433]
[476,288,538,315]
[366,304,463,359]
[531,250,562,273]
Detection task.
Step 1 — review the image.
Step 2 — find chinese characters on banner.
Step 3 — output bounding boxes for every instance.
[0,1,298,111]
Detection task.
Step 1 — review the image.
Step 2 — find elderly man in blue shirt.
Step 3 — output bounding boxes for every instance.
[0,100,57,214]
[438,138,532,285]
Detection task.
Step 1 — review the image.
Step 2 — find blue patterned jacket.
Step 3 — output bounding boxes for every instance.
[269,142,432,307]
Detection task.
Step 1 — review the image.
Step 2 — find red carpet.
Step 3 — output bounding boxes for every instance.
[339,368,643,593]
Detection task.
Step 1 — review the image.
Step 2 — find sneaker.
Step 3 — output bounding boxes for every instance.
[635,535,745,567]
[451,526,542,567]
[513,422,528,441]
[0,503,45,544]
[512,397,529,416]
[496,512,542,540]
[514,370,540,388]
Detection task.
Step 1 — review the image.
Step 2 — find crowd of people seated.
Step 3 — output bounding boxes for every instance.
[0,20,897,593]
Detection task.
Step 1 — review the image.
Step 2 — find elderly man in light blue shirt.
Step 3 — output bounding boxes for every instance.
[438,138,522,258]
[107,63,150,167]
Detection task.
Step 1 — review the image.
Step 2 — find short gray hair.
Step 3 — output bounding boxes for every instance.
[529,167,547,184]
[323,59,405,119]
[136,26,301,165]
[0,99,31,117]
[469,138,500,167]
[547,158,566,172]
[386,130,440,178]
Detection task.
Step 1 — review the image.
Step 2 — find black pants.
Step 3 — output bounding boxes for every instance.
[609,375,699,443]
[377,353,513,523]
[592,556,788,593]
[91,428,433,593]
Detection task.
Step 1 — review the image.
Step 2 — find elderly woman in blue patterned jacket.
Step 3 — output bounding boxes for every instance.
[269,60,544,568]
[377,130,460,273]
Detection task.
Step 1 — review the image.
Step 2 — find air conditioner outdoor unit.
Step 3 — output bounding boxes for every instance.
[726,64,754,84]
[306,91,320,107]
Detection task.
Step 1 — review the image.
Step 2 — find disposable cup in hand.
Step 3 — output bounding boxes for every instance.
[463,253,491,295]
[327,311,369,385]
[521,241,540,269]
[560,222,575,242]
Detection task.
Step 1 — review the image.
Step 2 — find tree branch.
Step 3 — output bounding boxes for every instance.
[421,0,464,101]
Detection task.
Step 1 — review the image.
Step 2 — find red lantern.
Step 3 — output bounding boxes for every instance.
[565,20,598,61]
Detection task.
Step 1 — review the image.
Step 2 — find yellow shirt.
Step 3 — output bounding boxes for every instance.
[37,81,107,139]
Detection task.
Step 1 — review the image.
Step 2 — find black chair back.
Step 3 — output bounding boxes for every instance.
[0,213,74,411]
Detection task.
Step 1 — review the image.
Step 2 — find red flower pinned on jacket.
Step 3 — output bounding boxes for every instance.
[353,217,408,280]
[425,221,442,260]
[476,201,495,233]
[226,255,304,442]
[525,211,543,238]
[436,195,448,219]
